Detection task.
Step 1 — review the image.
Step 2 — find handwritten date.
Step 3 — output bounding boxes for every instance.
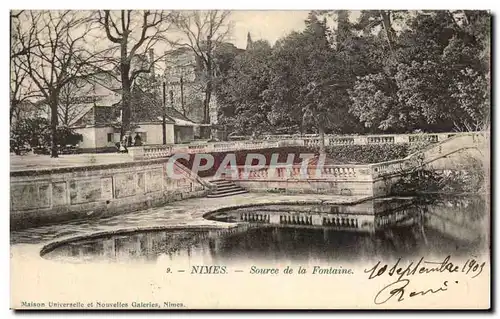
[365,255,486,305]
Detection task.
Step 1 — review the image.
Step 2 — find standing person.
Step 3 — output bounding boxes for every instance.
[134,133,143,146]
[119,142,127,153]
[121,135,128,153]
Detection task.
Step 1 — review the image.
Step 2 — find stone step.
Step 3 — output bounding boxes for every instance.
[210,185,244,193]
[215,184,242,191]
[210,179,234,186]
[207,189,249,198]
[207,178,248,198]
[210,189,243,196]
[210,179,227,183]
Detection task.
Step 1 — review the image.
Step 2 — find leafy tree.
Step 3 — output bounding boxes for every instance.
[348,10,490,133]
[264,13,359,152]
[217,40,273,135]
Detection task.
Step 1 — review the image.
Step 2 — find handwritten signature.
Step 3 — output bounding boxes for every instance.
[365,255,486,305]
[374,279,457,305]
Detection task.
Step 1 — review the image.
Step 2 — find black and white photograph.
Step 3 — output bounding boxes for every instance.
[8,7,491,310]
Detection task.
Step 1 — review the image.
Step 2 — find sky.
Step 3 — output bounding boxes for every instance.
[228,10,363,49]
[229,11,310,48]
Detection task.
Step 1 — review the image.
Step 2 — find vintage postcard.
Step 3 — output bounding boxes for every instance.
[9,9,491,310]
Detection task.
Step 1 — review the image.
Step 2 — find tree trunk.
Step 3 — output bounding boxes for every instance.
[204,37,213,125]
[380,11,396,51]
[318,125,326,154]
[10,100,17,125]
[50,95,59,158]
[204,81,212,124]
[121,63,131,137]
[180,75,185,116]
[63,105,69,126]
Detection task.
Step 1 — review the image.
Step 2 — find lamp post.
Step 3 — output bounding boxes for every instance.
[180,74,184,115]
[162,81,166,145]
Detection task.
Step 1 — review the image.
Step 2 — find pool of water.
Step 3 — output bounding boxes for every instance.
[42,196,487,264]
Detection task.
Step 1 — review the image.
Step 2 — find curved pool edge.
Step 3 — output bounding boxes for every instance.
[39,223,238,258]
[200,196,374,219]
[39,195,374,258]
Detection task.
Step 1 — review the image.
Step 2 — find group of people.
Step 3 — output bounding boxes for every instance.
[117,133,142,153]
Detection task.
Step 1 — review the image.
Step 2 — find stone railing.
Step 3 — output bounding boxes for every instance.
[329,137,355,145]
[226,163,374,182]
[229,132,482,147]
[187,144,208,153]
[130,140,284,160]
[129,145,173,159]
[367,135,395,144]
[369,158,412,179]
[130,132,485,163]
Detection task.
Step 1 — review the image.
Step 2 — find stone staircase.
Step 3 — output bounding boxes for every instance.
[207,179,248,198]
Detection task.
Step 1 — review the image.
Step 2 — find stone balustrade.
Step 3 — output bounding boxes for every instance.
[130,131,482,160]
[229,163,374,182]
[133,145,173,160]
[367,135,395,144]
[133,140,285,160]
[329,137,355,145]
[228,131,480,148]
[128,131,484,196]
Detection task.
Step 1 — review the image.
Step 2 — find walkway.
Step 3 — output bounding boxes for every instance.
[10,153,133,171]
[11,193,370,246]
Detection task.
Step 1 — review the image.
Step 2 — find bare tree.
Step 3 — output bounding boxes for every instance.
[170,10,232,124]
[58,79,95,126]
[16,10,110,157]
[10,11,40,125]
[97,10,174,137]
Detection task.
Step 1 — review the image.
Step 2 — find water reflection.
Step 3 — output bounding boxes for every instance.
[43,196,487,264]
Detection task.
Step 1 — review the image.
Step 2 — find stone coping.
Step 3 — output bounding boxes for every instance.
[10,157,172,176]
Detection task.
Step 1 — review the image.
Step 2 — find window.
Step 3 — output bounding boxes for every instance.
[107,133,113,143]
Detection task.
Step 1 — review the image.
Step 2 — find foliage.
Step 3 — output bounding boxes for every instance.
[216,40,273,135]
[11,117,51,148]
[390,166,485,195]
[348,11,490,133]
[11,117,83,150]
[55,126,84,146]
[11,10,492,153]
[263,13,359,135]
[214,10,490,136]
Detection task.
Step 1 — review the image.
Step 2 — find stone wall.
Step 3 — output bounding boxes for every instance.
[233,180,375,196]
[10,159,208,230]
